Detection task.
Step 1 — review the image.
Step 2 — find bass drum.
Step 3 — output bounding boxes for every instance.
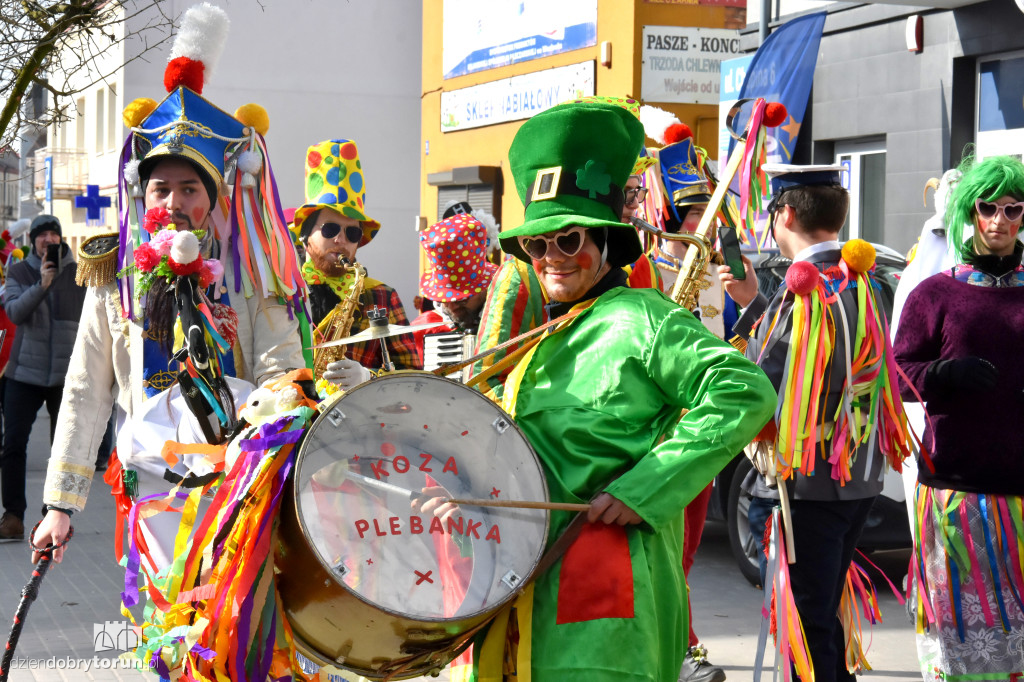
[277,372,549,680]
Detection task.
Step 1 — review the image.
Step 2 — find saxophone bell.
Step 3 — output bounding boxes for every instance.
[631,217,711,260]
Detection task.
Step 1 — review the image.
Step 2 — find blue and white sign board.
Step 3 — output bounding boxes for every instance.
[641,26,743,105]
[44,156,53,204]
[441,61,595,132]
[442,0,597,80]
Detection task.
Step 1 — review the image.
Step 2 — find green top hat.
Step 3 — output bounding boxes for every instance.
[500,102,645,267]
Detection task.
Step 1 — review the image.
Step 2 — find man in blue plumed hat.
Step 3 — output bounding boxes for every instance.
[32,3,308,570]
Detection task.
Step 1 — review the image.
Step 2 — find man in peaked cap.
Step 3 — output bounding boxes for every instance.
[32,3,307,569]
[722,164,900,682]
[296,138,421,390]
[469,100,775,682]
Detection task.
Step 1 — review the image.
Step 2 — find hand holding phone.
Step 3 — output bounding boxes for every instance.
[718,226,745,281]
[41,243,60,289]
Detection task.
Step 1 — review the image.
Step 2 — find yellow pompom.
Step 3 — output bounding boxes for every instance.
[234,103,270,136]
[122,98,158,128]
[841,238,876,274]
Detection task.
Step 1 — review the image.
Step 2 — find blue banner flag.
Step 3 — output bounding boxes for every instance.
[736,12,826,163]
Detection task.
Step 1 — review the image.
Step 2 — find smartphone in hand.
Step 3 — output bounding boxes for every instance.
[45,243,61,273]
[718,225,745,280]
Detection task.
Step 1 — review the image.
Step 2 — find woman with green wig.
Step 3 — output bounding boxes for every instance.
[894,154,1024,680]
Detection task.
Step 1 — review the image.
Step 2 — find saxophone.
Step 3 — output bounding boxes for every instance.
[632,216,712,311]
[312,256,367,380]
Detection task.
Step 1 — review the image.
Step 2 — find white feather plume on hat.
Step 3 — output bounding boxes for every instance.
[639,105,681,146]
[169,2,230,87]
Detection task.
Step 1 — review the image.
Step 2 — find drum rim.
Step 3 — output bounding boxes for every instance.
[292,371,550,623]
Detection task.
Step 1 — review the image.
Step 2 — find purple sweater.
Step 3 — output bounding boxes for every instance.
[893,273,1024,494]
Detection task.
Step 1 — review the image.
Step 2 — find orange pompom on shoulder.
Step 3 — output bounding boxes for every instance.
[841,239,876,274]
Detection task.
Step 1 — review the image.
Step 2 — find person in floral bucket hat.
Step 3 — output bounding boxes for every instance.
[296,138,421,390]
[458,99,776,682]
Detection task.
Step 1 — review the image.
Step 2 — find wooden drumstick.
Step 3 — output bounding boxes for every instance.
[447,498,591,512]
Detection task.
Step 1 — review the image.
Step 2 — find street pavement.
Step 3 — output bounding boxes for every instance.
[1,407,922,681]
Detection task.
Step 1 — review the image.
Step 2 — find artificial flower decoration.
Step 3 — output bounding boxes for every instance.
[143,207,172,234]
[122,207,209,296]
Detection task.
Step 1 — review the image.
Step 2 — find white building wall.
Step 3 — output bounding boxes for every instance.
[122,0,424,305]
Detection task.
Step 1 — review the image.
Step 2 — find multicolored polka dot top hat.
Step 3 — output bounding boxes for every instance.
[419,213,498,302]
[294,138,380,247]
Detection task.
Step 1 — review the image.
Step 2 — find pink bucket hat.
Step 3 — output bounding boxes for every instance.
[419,213,498,302]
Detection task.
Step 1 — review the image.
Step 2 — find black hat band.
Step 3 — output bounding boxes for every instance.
[523,166,624,220]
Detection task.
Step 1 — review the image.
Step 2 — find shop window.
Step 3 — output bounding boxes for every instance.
[835,139,886,244]
[427,166,503,223]
[977,52,1024,159]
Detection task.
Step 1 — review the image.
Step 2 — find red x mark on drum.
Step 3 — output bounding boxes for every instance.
[415,570,434,585]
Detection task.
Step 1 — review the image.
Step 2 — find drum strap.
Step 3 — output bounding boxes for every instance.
[533,511,590,578]
[434,307,584,390]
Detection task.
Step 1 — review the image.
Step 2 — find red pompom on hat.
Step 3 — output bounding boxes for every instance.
[785,260,820,296]
[162,3,229,94]
[663,122,693,145]
[764,102,788,127]
[164,56,205,93]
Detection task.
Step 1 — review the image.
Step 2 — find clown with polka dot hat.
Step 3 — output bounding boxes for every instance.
[294,138,380,245]
[411,213,498,372]
[420,213,498,305]
[296,137,422,385]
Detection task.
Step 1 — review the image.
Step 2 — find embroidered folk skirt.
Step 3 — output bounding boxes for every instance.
[911,483,1024,681]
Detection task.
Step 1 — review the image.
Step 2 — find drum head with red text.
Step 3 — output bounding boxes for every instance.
[294,372,549,621]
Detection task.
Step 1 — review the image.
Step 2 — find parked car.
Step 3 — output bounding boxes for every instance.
[705,244,913,586]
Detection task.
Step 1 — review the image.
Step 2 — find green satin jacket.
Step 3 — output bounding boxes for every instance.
[507,285,776,682]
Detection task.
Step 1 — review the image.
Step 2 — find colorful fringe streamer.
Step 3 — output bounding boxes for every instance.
[767,250,914,486]
[767,282,835,480]
[734,98,770,247]
[838,552,906,674]
[910,485,1024,641]
[759,507,814,682]
[119,373,319,681]
[758,516,900,681]
[826,259,913,484]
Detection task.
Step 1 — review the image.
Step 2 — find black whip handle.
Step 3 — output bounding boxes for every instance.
[0,521,74,682]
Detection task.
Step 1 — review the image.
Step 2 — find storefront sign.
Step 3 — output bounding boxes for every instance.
[440,61,595,132]
[641,25,743,104]
[442,0,597,80]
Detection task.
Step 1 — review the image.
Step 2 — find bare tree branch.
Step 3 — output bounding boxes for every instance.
[0,0,175,150]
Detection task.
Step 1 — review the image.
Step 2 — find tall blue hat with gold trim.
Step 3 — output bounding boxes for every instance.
[114,2,306,323]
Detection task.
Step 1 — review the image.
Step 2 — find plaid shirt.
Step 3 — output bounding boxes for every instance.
[310,281,422,371]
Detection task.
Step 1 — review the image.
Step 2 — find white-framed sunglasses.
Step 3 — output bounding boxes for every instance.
[517,226,588,260]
